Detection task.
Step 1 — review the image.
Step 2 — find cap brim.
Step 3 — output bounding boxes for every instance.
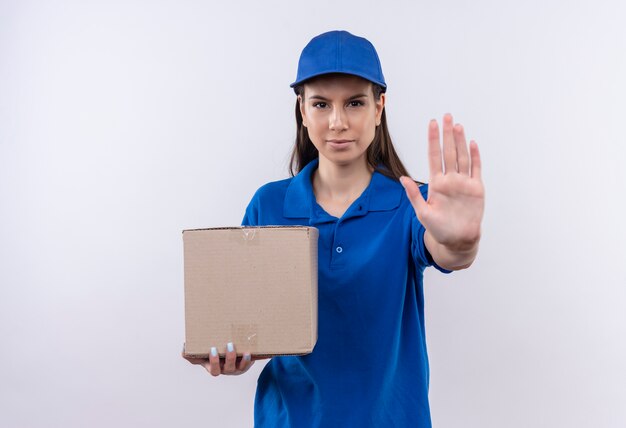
[290,71,387,90]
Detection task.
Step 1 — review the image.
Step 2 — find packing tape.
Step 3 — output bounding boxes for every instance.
[231,323,259,353]
[241,227,258,241]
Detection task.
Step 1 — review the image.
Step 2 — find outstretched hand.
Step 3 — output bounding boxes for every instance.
[400,113,484,265]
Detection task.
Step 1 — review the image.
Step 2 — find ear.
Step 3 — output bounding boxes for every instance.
[375,93,385,126]
[298,94,307,127]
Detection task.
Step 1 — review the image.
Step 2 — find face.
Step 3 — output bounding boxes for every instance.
[299,74,385,168]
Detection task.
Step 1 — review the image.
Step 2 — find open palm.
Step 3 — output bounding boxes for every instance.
[400,114,484,252]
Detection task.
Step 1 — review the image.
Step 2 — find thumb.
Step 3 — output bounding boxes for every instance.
[399,176,428,219]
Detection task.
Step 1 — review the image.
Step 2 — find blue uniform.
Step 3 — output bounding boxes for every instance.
[242,158,450,427]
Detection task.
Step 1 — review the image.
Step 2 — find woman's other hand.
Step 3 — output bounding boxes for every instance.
[182,342,261,376]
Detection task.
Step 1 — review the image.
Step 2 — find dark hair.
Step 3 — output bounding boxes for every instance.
[289,79,418,183]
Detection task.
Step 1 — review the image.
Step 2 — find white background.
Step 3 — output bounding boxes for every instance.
[1,0,625,427]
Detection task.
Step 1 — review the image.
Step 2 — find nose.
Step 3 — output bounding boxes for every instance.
[329,107,348,131]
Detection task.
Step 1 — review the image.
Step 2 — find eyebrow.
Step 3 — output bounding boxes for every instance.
[307,93,369,101]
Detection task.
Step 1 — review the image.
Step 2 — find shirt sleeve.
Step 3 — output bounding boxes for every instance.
[241,193,259,227]
[410,184,452,274]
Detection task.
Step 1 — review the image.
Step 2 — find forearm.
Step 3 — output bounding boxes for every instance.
[424,229,480,271]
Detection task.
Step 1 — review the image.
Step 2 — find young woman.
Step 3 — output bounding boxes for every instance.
[184,30,485,427]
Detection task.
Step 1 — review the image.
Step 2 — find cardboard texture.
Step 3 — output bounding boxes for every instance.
[183,226,318,358]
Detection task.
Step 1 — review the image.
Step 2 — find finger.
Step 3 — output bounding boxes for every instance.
[237,353,255,373]
[427,119,442,178]
[400,176,428,219]
[469,140,482,180]
[223,342,237,374]
[454,123,470,175]
[442,113,456,174]
[208,346,221,377]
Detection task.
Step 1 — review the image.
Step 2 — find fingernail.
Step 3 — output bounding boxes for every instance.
[210,346,218,357]
[227,342,234,353]
[244,354,251,361]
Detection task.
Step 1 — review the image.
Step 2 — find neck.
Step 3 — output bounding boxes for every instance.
[313,156,373,202]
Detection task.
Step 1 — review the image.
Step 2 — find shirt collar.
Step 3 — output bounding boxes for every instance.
[283,158,403,219]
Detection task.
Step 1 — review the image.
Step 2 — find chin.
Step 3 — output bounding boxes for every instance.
[319,152,368,167]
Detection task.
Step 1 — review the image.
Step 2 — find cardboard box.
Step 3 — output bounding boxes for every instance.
[183,226,318,358]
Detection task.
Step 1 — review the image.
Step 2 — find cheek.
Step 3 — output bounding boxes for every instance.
[304,122,324,148]
[358,116,377,141]
[305,121,322,137]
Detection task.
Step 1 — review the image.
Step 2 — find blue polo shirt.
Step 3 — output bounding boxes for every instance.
[241,158,450,428]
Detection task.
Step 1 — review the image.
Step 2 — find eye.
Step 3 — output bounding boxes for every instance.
[348,100,364,107]
[312,102,327,109]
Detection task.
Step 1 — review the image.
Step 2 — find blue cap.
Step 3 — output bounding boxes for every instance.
[290,30,387,92]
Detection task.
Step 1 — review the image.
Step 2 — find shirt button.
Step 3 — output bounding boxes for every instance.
[336,246,343,254]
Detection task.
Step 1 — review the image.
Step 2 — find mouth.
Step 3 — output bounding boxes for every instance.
[327,139,354,145]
